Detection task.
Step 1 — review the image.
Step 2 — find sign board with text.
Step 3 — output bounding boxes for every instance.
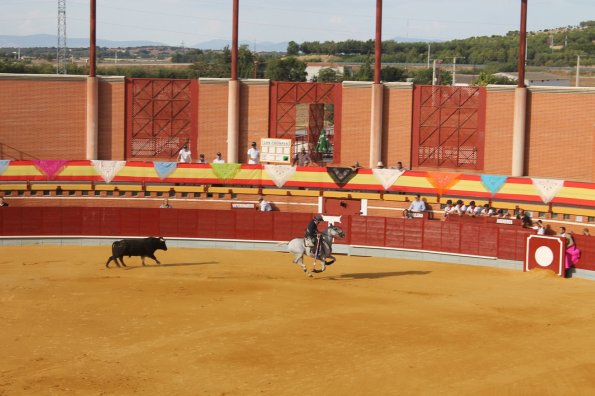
[260,138,292,164]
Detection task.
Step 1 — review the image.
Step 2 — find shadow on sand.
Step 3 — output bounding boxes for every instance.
[122,261,218,270]
[323,270,431,280]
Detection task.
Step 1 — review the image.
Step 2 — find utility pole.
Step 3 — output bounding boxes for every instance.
[57,0,67,74]
[576,55,581,87]
[452,56,464,86]
[427,43,431,69]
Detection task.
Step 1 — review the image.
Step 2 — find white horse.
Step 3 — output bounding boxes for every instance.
[284,225,345,276]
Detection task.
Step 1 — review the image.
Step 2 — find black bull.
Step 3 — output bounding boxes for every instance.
[106,237,167,268]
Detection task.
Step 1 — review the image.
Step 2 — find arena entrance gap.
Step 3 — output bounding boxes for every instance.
[270,82,342,165]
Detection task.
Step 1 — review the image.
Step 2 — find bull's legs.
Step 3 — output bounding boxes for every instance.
[143,254,161,265]
[118,257,126,267]
[106,256,122,268]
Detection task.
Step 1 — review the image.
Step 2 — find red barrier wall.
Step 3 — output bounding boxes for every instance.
[1,207,593,270]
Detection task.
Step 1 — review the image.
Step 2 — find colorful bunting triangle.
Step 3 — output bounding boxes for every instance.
[532,178,564,204]
[327,167,356,186]
[480,174,508,197]
[264,165,296,188]
[426,172,461,195]
[91,160,126,183]
[0,160,10,176]
[211,163,241,180]
[372,168,405,190]
[153,162,177,180]
[33,160,68,180]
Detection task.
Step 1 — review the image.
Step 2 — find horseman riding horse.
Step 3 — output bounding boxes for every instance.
[285,223,346,277]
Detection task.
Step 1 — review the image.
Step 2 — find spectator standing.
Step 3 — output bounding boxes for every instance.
[177,144,192,163]
[0,197,8,207]
[160,199,172,208]
[408,194,426,213]
[465,201,477,216]
[292,148,311,166]
[351,161,363,170]
[213,152,225,163]
[247,141,260,164]
[197,153,207,164]
[583,228,591,237]
[376,161,385,169]
[258,197,272,212]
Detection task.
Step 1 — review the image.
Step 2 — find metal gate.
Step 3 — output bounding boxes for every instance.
[270,82,342,164]
[412,85,486,170]
[126,78,198,160]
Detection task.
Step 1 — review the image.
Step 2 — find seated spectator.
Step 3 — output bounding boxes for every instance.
[258,197,272,212]
[292,148,311,166]
[376,161,385,169]
[408,194,426,213]
[213,152,225,163]
[392,161,407,172]
[160,199,172,208]
[0,197,8,207]
[496,208,509,218]
[197,153,207,164]
[583,228,591,237]
[351,161,363,170]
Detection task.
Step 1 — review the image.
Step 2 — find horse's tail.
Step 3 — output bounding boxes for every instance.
[277,242,289,247]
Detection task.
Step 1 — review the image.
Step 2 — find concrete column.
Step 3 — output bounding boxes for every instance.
[86,76,98,160]
[227,80,240,163]
[511,87,527,176]
[369,83,383,168]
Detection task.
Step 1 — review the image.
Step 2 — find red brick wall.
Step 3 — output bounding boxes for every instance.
[526,88,595,181]
[341,82,372,167]
[240,80,270,163]
[0,76,87,159]
[384,83,413,169]
[197,79,228,161]
[98,77,125,160]
[484,87,515,175]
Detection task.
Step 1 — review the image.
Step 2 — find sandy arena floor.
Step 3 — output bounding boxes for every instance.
[2,245,595,395]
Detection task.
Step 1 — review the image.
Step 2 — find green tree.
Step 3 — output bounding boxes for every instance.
[287,41,300,56]
[381,66,407,82]
[354,56,373,81]
[315,68,343,83]
[265,56,307,82]
[471,71,515,86]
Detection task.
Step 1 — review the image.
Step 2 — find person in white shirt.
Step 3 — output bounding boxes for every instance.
[408,194,426,213]
[213,152,225,163]
[177,144,192,163]
[196,153,207,164]
[247,141,260,164]
[258,197,272,212]
[465,201,477,216]
[443,199,454,218]
[535,220,545,235]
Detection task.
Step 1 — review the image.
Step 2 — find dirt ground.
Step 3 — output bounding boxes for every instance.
[2,245,595,395]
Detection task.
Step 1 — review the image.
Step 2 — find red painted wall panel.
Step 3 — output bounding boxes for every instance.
[1,207,594,273]
[385,218,405,248]
[403,219,424,250]
[423,220,442,252]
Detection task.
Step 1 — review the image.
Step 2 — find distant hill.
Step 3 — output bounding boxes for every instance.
[0,34,436,51]
[191,39,288,52]
[0,34,165,48]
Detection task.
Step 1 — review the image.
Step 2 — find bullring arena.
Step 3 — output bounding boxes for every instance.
[2,1,595,394]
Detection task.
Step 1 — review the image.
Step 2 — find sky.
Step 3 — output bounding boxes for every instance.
[0,0,593,46]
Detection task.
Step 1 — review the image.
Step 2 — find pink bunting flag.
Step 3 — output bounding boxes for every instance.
[33,160,68,180]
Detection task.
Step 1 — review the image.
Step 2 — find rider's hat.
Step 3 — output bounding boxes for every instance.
[314,214,323,222]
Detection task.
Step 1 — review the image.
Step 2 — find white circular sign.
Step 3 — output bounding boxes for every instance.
[535,246,554,267]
